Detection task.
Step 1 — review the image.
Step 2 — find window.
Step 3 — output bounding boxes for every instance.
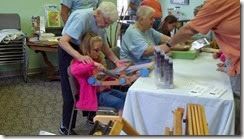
[170,0,189,5]
[117,0,129,16]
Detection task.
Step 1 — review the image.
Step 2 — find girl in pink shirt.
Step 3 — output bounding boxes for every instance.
[70,32,126,116]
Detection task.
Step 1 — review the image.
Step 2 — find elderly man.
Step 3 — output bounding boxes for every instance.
[60,0,101,24]
[129,0,143,19]
[58,2,125,135]
[120,5,170,64]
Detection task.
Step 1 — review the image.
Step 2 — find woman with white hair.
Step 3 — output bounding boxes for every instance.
[58,1,126,135]
[120,5,171,64]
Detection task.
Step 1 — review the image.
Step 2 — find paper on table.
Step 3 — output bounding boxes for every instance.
[192,38,209,50]
[205,87,227,98]
[187,84,208,96]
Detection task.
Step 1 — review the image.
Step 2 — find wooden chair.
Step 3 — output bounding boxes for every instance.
[89,115,140,135]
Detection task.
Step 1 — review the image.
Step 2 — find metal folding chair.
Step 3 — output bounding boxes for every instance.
[0,13,28,82]
[67,66,117,135]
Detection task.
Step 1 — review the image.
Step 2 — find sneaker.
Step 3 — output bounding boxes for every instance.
[59,126,78,135]
[86,119,94,125]
[87,114,95,125]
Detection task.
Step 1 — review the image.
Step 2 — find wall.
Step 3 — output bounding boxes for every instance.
[0,0,61,73]
[0,0,203,74]
[0,0,116,74]
[159,0,205,19]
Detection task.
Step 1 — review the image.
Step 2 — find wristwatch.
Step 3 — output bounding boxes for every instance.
[166,42,173,48]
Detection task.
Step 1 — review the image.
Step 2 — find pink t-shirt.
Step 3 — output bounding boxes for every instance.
[188,0,240,76]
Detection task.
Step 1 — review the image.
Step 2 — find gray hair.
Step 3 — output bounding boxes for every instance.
[136,6,155,20]
[97,2,118,22]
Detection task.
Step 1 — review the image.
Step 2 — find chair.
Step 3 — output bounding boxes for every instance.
[105,46,120,70]
[67,66,117,135]
[0,13,28,82]
[164,104,209,135]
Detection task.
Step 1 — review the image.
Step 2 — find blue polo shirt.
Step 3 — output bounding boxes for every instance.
[62,8,107,45]
[61,0,101,12]
[120,24,162,64]
[129,0,143,15]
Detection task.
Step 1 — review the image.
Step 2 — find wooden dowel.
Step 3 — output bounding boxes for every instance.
[194,104,201,135]
[200,105,209,135]
[197,105,204,135]
[187,104,193,135]
[190,104,197,135]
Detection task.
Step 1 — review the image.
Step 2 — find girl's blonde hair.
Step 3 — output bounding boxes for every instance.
[79,32,103,61]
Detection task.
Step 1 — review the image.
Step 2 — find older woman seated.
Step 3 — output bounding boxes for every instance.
[120,6,171,64]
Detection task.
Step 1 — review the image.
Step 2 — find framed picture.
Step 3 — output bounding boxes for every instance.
[47,11,61,27]
[170,0,189,5]
[44,5,61,27]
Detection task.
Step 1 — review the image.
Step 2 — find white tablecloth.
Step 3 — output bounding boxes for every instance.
[122,53,235,135]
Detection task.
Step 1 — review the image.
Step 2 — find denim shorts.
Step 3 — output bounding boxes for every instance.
[97,89,126,110]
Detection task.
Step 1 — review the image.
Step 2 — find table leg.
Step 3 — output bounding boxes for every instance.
[38,51,60,81]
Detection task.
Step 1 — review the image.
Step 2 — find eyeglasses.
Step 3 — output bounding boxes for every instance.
[92,48,101,53]
[102,16,113,27]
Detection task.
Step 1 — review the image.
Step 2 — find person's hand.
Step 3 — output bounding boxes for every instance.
[77,55,93,64]
[166,51,172,57]
[217,62,226,68]
[94,62,106,72]
[212,52,219,59]
[216,62,226,72]
[115,59,129,68]
[159,44,171,53]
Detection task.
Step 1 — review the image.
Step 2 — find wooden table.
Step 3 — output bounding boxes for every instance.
[27,41,60,81]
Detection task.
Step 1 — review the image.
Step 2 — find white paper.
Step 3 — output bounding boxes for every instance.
[188,84,208,96]
[192,38,210,50]
[205,87,227,98]
[39,130,55,135]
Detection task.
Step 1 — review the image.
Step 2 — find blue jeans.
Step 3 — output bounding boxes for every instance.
[97,89,126,110]
[153,18,161,30]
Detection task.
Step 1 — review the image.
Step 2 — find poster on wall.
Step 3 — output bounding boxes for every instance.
[170,0,189,5]
[44,5,61,27]
[31,16,45,35]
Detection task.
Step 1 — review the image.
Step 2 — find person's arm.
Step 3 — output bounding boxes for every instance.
[102,43,119,63]
[141,33,170,56]
[71,62,96,76]
[143,45,154,56]
[168,25,198,47]
[59,34,93,63]
[60,4,71,24]
[102,43,126,68]
[129,2,138,11]
[160,34,171,44]
[160,24,198,53]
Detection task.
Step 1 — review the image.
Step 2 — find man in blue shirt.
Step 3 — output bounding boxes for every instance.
[58,2,125,135]
[121,6,171,64]
[129,0,143,19]
[61,0,101,24]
